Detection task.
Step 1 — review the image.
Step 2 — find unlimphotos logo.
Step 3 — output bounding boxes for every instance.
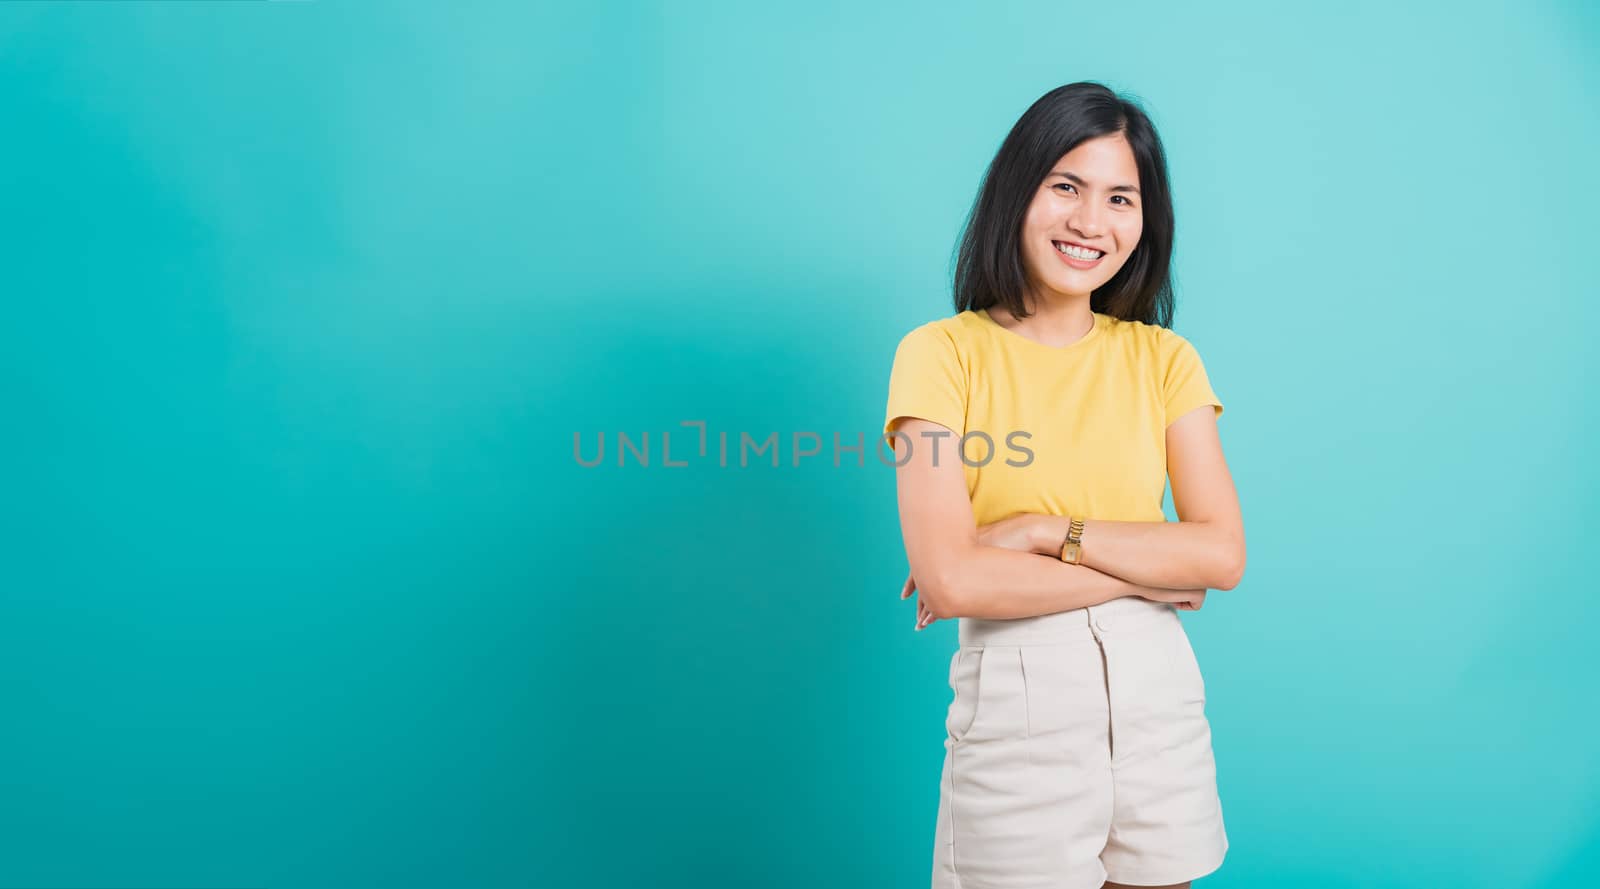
[573,421,1037,468]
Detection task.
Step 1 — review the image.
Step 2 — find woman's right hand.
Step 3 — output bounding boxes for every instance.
[1134,586,1208,611]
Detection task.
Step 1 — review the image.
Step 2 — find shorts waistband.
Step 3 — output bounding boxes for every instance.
[957,595,1179,647]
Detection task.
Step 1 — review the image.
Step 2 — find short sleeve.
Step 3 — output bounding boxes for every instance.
[1160,330,1224,427]
[882,323,967,447]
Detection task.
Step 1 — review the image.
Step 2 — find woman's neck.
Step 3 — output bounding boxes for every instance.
[987,296,1095,345]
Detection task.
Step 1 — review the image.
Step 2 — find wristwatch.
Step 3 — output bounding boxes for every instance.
[1059,516,1086,565]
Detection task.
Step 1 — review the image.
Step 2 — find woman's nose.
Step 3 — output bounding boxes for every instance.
[1069,204,1104,237]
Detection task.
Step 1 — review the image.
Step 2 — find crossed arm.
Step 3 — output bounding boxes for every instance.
[891,403,1246,622]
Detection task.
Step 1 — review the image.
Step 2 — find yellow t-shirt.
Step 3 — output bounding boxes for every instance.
[882,308,1224,525]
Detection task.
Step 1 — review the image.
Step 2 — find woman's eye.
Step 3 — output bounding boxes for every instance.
[1056,184,1132,206]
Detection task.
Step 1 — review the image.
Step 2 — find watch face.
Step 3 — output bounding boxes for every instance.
[1064,542,1081,563]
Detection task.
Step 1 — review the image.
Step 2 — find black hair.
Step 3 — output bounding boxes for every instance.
[952,81,1177,328]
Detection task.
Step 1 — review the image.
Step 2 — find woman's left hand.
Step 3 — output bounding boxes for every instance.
[901,574,939,632]
[904,514,1051,631]
[976,512,1052,555]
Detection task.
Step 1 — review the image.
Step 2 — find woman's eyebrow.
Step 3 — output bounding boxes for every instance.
[1050,171,1140,194]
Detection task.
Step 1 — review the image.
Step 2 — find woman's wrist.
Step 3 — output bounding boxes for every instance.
[1032,514,1072,556]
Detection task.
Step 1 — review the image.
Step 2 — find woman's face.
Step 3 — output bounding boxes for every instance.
[1019,133,1144,302]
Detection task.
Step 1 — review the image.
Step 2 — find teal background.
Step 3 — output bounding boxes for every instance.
[2,1,1596,887]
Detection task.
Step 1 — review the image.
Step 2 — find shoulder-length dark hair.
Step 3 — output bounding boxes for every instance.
[952,81,1177,328]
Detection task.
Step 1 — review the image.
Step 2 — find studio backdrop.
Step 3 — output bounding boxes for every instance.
[2,2,1596,888]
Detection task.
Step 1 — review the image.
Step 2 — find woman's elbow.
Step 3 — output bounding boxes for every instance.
[1215,544,1246,591]
[917,563,969,619]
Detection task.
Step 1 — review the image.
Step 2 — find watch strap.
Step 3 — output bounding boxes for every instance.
[1059,516,1086,564]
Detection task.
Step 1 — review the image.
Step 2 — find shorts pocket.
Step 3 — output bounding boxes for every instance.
[1168,624,1208,705]
[945,645,1027,744]
[944,647,980,742]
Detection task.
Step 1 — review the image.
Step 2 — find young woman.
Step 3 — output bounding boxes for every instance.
[882,82,1245,889]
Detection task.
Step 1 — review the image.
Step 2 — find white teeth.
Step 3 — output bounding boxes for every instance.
[1055,241,1103,260]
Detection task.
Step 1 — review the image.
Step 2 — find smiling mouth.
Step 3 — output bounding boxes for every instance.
[1053,241,1105,260]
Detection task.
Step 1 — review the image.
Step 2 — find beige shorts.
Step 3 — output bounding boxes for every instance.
[931,595,1228,888]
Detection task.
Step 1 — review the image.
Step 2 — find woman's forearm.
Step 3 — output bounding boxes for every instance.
[1029,515,1243,591]
[943,545,1142,620]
